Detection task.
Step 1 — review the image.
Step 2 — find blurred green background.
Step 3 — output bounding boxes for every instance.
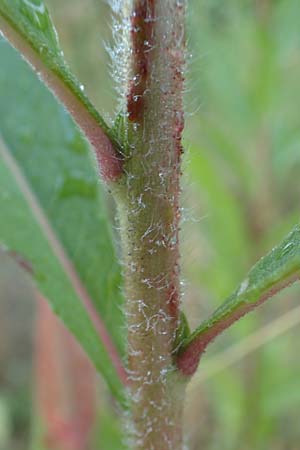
[1,0,300,449]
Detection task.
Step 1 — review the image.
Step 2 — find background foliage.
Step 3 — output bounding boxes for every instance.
[1,0,300,449]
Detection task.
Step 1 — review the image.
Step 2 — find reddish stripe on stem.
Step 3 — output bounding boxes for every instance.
[127,0,155,122]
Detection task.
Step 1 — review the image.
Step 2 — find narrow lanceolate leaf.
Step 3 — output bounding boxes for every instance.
[177,225,300,376]
[0,0,123,181]
[0,41,126,403]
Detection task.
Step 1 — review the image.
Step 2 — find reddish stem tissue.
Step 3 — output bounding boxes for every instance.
[127,0,155,122]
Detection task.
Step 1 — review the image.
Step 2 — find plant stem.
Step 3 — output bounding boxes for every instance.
[117,190,186,449]
[113,1,186,448]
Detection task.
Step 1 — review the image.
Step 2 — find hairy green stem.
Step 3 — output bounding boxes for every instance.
[113,0,186,448]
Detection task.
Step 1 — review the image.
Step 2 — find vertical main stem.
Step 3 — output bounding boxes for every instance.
[118,189,186,449]
[114,1,186,449]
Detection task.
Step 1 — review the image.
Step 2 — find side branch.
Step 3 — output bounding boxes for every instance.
[176,224,300,377]
[0,13,123,182]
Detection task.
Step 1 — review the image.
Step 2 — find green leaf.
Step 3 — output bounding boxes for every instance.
[177,225,300,377]
[182,224,300,352]
[0,0,124,184]
[0,41,125,403]
[0,0,114,140]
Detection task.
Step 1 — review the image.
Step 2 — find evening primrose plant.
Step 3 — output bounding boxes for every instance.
[1,1,300,449]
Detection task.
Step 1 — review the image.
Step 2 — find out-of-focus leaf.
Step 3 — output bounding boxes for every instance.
[96,410,128,450]
[34,298,97,450]
[188,145,250,296]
